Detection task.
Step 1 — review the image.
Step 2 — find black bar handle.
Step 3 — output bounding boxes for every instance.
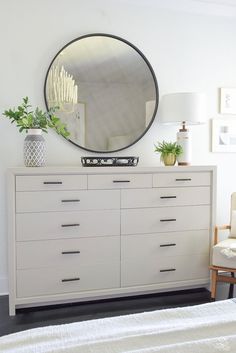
[160,196,177,199]
[61,277,80,282]
[175,178,192,181]
[160,269,176,272]
[61,199,80,203]
[61,251,80,254]
[61,223,80,227]
[43,181,63,185]
[160,243,176,247]
[160,218,176,222]
[113,180,130,183]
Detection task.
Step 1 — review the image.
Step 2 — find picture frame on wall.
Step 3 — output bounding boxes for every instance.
[220,88,236,114]
[212,118,236,152]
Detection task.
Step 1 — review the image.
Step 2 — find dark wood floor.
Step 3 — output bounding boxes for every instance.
[0,288,211,337]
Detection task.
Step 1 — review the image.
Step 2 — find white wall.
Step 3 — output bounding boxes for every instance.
[1,0,236,294]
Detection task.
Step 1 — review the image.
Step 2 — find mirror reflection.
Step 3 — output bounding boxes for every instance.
[45,34,158,152]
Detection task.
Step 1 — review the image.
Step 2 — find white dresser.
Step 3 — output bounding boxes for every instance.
[8,166,216,315]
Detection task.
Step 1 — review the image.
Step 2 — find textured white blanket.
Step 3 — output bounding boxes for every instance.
[1,300,236,353]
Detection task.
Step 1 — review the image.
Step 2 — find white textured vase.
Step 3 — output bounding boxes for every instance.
[24,129,45,167]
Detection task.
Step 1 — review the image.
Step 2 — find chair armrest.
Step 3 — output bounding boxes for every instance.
[214,225,231,245]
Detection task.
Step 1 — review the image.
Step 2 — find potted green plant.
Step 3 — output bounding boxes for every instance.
[3,97,70,167]
[154,141,183,166]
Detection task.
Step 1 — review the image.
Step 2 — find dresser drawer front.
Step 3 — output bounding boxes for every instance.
[16,175,87,191]
[88,174,152,189]
[17,262,120,298]
[16,210,120,241]
[121,205,210,235]
[16,190,120,213]
[153,172,211,188]
[17,237,120,269]
[121,254,209,287]
[121,187,210,209]
[121,231,210,263]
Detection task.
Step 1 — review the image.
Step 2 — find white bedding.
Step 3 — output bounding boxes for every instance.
[1,300,236,353]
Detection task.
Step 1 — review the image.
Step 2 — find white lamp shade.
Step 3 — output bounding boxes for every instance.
[159,92,206,125]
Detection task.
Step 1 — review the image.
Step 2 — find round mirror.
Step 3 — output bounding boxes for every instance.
[44,34,158,153]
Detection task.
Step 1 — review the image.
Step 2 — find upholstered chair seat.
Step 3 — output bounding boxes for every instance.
[212,238,236,268]
[210,193,236,300]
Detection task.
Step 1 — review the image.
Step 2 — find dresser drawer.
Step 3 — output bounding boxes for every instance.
[16,175,87,191]
[153,172,211,188]
[88,174,152,189]
[121,205,210,235]
[121,187,210,209]
[16,262,120,298]
[16,210,120,241]
[121,254,209,287]
[121,231,210,262]
[16,190,120,213]
[17,237,120,269]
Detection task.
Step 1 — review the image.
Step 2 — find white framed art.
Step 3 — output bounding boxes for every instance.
[212,118,236,152]
[220,88,236,114]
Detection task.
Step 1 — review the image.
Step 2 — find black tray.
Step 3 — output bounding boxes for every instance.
[81,156,139,167]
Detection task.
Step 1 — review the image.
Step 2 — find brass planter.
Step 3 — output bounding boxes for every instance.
[162,153,176,166]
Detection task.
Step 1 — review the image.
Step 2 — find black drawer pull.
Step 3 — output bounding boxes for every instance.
[160,218,176,222]
[61,251,80,254]
[175,178,192,181]
[61,223,80,227]
[43,181,63,185]
[160,196,177,199]
[160,269,176,272]
[160,243,176,247]
[113,180,130,183]
[61,277,80,282]
[61,199,80,203]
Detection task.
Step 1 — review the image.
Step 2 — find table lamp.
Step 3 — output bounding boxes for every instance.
[159,92,206,165]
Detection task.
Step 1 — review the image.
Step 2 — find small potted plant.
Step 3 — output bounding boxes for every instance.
[3,97,70,167]
[154,141,183,166]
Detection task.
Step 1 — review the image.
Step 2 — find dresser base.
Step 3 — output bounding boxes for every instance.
[11,278,209,315]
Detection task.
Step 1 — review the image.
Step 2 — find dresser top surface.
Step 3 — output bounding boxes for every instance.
[8,165,217,176]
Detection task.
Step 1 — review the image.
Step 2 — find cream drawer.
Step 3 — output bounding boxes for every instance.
[121,187,210,208]
[16,210,120,241]
[121,205,210,235]
[17,236,120,269]
[121,231,210,262]
[153,172,211,188]
[16,175,87,191]
[17,262,120,298]
[16,190,120,213]
[121,254,209,287]
[88,174,152,189]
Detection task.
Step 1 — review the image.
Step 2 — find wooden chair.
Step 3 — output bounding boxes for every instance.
[210,193,236,300]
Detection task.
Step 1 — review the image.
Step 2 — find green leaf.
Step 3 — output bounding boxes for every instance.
[154,141,183,157]
[2,97,70,137]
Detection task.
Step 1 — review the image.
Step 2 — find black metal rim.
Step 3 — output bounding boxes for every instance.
[44,33,159,154]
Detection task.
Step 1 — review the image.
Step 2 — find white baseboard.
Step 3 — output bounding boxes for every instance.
[0,276,8,295]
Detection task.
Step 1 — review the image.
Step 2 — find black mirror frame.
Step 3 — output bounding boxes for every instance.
[44,33,159,153]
